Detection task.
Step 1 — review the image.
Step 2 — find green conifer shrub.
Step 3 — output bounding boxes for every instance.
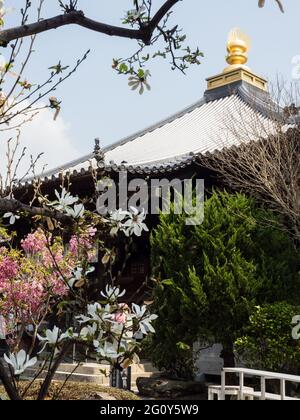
[149,191,300,378]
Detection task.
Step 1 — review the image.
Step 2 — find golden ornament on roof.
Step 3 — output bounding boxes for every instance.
[224,28,251,72]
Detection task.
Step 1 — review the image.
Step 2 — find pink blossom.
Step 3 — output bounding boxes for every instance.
[0,256,18,287]
[111,312,127,324]
[68,227,97,262]
[0,226,96,335]
[88,227,97,237]
[21,230,46,254]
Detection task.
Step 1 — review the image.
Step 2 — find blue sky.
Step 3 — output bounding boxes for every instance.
[2,0,300,170]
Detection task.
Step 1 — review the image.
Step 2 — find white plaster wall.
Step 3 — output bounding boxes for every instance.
[194,343,224,376]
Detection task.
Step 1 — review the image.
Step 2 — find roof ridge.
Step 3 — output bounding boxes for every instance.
[236,82,284,120]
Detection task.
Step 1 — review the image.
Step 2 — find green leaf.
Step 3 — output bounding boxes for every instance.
[118,63,128,73]
[176,342,190,351]
[137,69,145,79]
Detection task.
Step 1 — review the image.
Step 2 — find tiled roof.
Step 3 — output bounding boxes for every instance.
[22,79,293,185]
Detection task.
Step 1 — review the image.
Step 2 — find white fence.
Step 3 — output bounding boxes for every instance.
[217,368,300,400]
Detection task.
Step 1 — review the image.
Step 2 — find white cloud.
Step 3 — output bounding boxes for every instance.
[0,107,80,184]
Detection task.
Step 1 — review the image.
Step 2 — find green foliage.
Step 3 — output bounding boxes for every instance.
[150,190,300,377]
[235,302,300,374]
[245,211,300,304]
[147,267,207,379]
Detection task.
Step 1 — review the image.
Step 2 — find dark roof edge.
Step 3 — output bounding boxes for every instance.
[17,153,198,189]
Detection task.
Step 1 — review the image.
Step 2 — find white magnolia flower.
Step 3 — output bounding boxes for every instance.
[132,303,158,335]
[3,212,20,225]
[128,70,151,95]
[68,266,94,288]
[109,209,130,235]
[100,285,126,301]
[68,267,83,288]
[139,314,158,335]
[121,207,149,237]
[119,338,138,355]
[0,88,6,105]
[92,331,104,349]
[76,302,111,324]
[76,302,101,323]
[110,209,129,223]
[132,303,147,319]
[110,320,125,336]
[96,341,123,360]
[4,350,37,376]
[37,326,70,353]
[128,5,146,20]
[0,315,6,339]
[51,188,78,212]
[65,203,85,219]
[80,323,98,340]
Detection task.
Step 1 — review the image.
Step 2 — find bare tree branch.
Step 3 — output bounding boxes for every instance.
[0,0,284,47]
[258,0,284,13]
[147,0,181,33]
[199,85,300,243]
[0,3,182,47]
[0,197,71,222]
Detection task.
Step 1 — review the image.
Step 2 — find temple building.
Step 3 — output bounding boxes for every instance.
[16,28,299,305]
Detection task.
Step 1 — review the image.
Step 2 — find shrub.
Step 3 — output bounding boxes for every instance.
[235,302,300,374]
[150,190,300,378]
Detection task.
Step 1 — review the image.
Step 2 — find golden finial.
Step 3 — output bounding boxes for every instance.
[224,28,251,72]
[206,28,268,92]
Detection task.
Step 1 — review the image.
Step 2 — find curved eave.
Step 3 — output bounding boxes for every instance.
[17,153,199,191]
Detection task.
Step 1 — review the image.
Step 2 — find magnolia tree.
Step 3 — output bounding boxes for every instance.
[0,187,155,400]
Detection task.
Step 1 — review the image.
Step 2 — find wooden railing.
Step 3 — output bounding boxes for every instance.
[220,368,300,400]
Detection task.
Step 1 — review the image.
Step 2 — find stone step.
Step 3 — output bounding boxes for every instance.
[23,361,160,388]
[57,363,109,376]
[23,371,109,385]
[23,372,158,387]
[41,361,159,375]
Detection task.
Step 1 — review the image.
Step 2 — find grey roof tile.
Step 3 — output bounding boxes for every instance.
[22,80,288,184]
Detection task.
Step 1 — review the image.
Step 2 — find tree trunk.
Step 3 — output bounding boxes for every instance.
[221,347,235,368]
[0,360,21,400]
[220,344,237,385]
[37,342,71,400]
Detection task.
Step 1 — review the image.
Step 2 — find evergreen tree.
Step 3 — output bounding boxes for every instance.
[150,191,300,378]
